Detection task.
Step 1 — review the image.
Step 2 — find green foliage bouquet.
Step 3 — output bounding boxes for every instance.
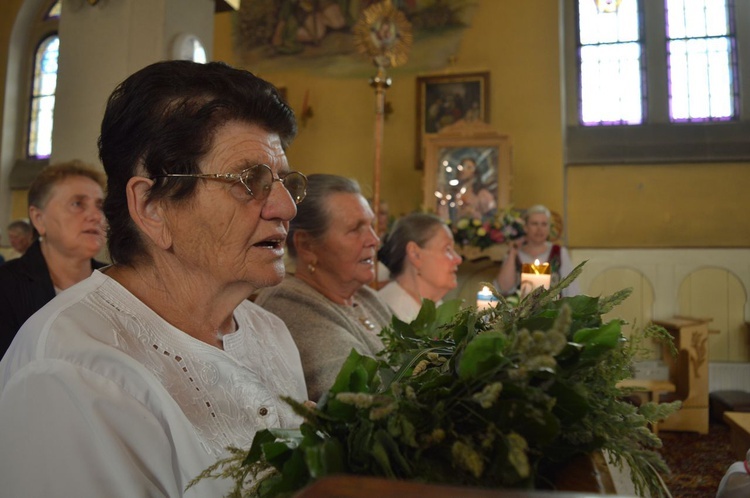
[192,264,679,497]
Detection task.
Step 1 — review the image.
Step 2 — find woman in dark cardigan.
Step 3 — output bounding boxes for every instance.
[0,161,106,357]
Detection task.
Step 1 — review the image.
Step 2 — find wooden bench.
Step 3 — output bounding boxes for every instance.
[724,411,750,461]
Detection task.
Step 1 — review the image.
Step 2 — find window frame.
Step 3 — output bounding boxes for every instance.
[564,0,750,164]
[26,31,59,160]
[8,0,59,190]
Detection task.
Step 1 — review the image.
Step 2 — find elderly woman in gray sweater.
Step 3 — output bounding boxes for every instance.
[255,174,391,401]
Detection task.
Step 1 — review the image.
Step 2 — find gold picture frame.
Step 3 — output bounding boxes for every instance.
[415,71,490,169]
[423,120,511,226]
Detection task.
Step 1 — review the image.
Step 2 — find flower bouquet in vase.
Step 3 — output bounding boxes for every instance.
[451,207,525,261]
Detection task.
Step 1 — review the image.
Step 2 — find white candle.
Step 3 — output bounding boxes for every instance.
[520,259,551,298]
[477,285,498,310]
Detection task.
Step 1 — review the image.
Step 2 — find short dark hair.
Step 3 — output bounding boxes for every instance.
[286,174,361,259]
[98,60,297,266]
[378,212,445,277]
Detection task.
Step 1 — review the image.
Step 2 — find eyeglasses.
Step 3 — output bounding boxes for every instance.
[152,164,307,204]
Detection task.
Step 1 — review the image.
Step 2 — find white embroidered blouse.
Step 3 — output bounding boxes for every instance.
[0,270,307,497]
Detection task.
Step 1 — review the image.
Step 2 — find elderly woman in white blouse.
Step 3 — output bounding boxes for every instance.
[377,213,462,322]
[0,61,310,497]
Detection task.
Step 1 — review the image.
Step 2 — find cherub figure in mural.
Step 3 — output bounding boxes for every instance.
[272,0,355,54]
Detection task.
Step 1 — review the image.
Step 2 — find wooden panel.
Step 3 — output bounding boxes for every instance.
[724,411,750,461]
[679,268,748,362]
[682,269,727,360]
[655,317,710,434]
[294,472,623,497]
[728,276,750,361]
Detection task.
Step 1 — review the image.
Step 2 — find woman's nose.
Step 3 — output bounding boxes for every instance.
[366,226,380,246]
[88,205,104,222]
[263,181,297,221]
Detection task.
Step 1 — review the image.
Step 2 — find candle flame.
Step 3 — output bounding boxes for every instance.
[523,259,551,275]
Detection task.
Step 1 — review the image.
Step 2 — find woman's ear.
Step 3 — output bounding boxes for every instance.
[405,240,421,268]
[293,231,316,265]
[28,205,45,237]
[126,177,172,250]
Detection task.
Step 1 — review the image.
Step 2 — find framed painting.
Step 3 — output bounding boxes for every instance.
[423,121,511,227]
[415,71,490,169]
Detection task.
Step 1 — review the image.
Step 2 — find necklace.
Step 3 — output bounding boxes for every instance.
[352,302,377,331]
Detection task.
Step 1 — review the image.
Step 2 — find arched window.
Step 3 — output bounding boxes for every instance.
[28,34,59,159]
[564,0,750,163]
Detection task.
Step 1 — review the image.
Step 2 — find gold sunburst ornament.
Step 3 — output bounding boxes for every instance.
[353,0,413,69]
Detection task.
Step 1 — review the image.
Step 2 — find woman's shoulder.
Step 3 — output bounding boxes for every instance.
[256,275,319,306]
[376,280,401,298]
[255,275,337,321]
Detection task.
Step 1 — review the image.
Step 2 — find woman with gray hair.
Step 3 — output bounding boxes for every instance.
[377,213,462,322]
[496,204,579,297]
[256,174,391,402]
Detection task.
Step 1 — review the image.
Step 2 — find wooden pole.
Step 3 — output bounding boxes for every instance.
[370,67,391,288]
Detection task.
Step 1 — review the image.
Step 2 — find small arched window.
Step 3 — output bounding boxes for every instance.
[28,33,59,159]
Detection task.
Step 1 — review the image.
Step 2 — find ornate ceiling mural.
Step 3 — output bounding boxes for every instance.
[232,0,477,77]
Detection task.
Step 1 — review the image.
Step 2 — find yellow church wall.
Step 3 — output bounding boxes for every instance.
[212,0,566,220]
[2,0,748,249]
[214,1,750,249]
[567,163,750,248]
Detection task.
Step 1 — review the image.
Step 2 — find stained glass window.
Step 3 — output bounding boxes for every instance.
[28,35,59,158]
[577,0,737,127]
[666,0,737,122]
[577,0,643,125]
[46,0,61,19]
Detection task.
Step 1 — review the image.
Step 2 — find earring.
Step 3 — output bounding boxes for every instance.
[308,262,316,273]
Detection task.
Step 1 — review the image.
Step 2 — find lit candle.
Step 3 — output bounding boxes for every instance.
[520,259,551,298]
[476,285,498,310]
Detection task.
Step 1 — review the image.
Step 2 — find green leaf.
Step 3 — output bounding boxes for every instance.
[304,438,345,478]
[363,429,414,478]
[411,299,437,332]
[549,381,591,424]
[573,320,623,354]
[263,441,294,468]
[244,429,277,465]
[458,332,507,380]
[329,350,380,394]
[347,419,375,472]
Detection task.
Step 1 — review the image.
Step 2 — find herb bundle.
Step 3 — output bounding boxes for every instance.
[192,263,679,497]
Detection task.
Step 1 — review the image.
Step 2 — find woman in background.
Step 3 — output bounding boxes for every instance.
[256,174,391,401]
[0,161,106,356]
[7,220,35,256]
[378,213,462,322]
[496,204,579,298]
